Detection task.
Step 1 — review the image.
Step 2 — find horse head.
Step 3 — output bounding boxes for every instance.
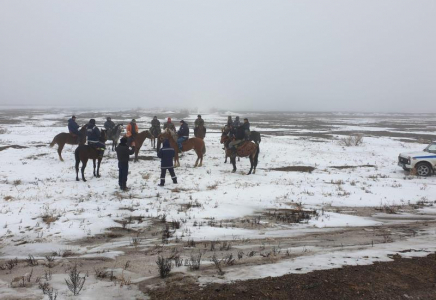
[100,129,108,142]
[220,133,229,144]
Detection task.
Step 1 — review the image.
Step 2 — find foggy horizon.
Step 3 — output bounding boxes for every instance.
[1,1,435,113]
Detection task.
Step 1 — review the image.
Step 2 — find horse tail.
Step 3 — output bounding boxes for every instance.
[257,132,261,144]
[254,144,260,166]
[202,142,206,155]
[50,134,59,147]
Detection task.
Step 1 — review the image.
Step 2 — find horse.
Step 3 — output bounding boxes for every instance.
[249,131,261,144]
[50,125,87,161]
[222,133,259,175]
[157,130,206,167]
[108,124,123,151]
[132,130,155,162]
[194,125,206,139]
[74,130,107,182]
[150,126,161,148]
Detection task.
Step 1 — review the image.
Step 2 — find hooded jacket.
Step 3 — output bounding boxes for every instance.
[87,124,101,143]
[157,140,175,168]
[68,118,80,134]
[177,121,189,138]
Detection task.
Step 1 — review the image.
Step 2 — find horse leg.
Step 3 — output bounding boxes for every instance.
[231,156,237,173]
[97,158,101,177]
[75,159,80,181]
[58,143,64,161]
[134,148,139,162]
[81,159,87,182]
[248,155,254,175]
[93,159,97,176]
[199,154,203,167]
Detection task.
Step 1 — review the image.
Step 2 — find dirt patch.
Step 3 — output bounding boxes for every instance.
[271,166,315,173]
[146,254,436,300]
[330,165,376,169]
[134,155,157,161]
[0,145,27,151]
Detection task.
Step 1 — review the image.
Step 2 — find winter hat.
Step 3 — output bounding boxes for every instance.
[120,137,127,144]
[89,119,96,125]
[163,139,170,148]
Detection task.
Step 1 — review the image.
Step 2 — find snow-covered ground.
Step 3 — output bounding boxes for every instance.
[0,108,435,299]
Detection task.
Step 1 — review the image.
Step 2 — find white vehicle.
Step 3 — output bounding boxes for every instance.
[398,141,436,176]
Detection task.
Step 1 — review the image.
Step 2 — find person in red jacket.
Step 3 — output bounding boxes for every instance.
[126,119,139,146]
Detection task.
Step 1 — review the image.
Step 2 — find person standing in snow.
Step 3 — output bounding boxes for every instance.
[115,137,135,191]
[157,139,177,186]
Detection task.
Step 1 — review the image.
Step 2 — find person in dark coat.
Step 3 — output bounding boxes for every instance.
[233,116,241,128]
[151,116,161,137]
[177,120,189,151]
[68,115,81,142]
[194,114,205,137]
[227,116,233,127]
[228,125,245,157]
[104,117,116,139]
[157,139,177,186]
[116,137,135,191]
[242,118,250,140]
[87,119,106,158]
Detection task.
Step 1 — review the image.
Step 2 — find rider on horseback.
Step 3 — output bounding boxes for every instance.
[177,120,189,152]
[228,125,245,157]
[68,115,81,143]
[163,117,176,131]
[87,119,106,158]
[104,117,116,139]
[243,118,250,141]
[151,116,161,137]
[126,119,138,147]
[194,114,204,137]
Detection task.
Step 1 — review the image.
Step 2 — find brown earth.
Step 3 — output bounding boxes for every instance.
[146,253,436,300]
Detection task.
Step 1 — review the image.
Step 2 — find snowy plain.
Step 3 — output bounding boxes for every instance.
[0,108,435,299]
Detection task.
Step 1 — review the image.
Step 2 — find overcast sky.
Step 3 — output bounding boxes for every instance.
[0,1,435,113]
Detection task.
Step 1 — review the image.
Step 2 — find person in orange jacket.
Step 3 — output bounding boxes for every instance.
[126,119,139,147]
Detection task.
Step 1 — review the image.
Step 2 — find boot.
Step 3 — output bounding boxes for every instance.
[172,178,177,184]
[158,180,165,187]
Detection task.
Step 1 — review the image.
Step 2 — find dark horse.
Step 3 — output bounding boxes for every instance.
[50,125,87,161]
[132,130,155,162]
[221,133,259,175]
[74,130,107,182]
[108,124,123,151]
[157,129,206,167]
[194,125,206,139]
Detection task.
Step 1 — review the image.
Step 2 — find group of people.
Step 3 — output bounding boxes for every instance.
[223,116,251,153]
[67,115,208,190]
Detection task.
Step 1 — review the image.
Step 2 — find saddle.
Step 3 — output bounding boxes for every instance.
[69,131,78,137]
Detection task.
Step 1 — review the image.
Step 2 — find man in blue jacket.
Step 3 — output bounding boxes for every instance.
[87,119,106,158]
[157,139,177,186]
[68,115,81,143]
[176,120,189,152]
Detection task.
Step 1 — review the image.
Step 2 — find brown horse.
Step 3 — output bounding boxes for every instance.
[157,130,206,167]
[222,133,259,175]
[132,130,154,162]
[74,130,107,182]
[194,125,206,139]
[50,125,87,161]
